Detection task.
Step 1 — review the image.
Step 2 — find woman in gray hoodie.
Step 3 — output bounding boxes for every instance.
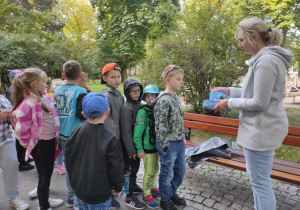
[213,17,293,210]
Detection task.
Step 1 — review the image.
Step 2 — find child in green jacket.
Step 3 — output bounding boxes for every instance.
[133,84,160,209]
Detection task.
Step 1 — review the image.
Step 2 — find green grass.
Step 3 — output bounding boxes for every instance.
[184,106,300,163]
[88,79,124,93]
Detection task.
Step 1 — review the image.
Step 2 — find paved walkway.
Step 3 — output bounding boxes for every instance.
[1,160,299,210]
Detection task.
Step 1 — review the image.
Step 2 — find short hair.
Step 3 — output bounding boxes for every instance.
[236,17,283,46]
[82,72,88,78]
[63,60,82,80]
[162,65,184,83]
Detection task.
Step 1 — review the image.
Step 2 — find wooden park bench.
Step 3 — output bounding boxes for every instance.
[183,112,300,185]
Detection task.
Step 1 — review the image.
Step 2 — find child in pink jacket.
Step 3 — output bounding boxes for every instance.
[12,68,63,210]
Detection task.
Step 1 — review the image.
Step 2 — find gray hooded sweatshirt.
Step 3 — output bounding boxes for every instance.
[101,85,124,138]
[228,46,293,151]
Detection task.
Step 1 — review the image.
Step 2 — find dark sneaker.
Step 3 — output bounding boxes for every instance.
[125,195,146,209]
[171,193,186,206]
[26,157,34,163]
[160,199,177,210]
[111,196,120,209]
[133,185,143,194]
[150,187,160,197]
[19,163,34,171]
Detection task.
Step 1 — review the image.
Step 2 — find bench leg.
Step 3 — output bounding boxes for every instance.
[185,128,191,141]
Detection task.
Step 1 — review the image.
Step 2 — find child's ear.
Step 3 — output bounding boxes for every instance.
[80,72,84,79]
[81,111,88,119]
[31,80,37,88]
[165,77,169,83]
[105,108,110,116]
[62,73,67,80]
[102,75,107,82]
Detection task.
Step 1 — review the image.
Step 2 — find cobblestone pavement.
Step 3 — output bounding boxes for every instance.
[1,161,299,210]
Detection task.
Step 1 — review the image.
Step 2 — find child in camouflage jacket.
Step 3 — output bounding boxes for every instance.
[152,65,187,210]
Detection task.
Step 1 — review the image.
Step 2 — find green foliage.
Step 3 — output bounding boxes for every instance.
[0,0,64,41]
[91,0,180,80]
[0,32,42,90]
[140,0,248,113]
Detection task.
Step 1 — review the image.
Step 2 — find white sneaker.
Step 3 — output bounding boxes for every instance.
[28,187,38,198]
[36,201,52,210]
[28,187,53,198]
[48,198,64,208]
[8,197,29,210]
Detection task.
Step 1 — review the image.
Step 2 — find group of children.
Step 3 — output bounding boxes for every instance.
[0,61,187,210]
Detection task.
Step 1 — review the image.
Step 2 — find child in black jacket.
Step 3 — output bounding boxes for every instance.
[66,93,124,209]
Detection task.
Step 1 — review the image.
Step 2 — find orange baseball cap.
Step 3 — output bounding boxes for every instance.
[101,63,121,84]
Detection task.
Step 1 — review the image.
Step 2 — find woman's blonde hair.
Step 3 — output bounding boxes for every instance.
[162,65,184,84]
[12,68,49,113]
[236,17,283,46]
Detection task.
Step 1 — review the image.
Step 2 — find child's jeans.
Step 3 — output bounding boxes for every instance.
[143,152,159,196]
[31,138,55,210]
[77,197,112,210]
[156,139,186,202]
[55,150,64,165]
[60,138,78,206]
[0,141,20,200]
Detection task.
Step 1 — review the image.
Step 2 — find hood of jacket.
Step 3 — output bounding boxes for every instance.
[151,91,178,105]
[246,46,293,69]
[124,78,143,103]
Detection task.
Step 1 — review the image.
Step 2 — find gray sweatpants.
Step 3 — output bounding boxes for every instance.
[0,141,20,200]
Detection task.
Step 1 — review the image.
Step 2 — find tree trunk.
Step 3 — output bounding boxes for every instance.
[121,67,128,82]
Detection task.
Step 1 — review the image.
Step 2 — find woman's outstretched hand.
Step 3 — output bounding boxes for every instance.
[212,87,230,96]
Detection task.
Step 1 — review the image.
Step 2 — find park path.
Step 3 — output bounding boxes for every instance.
[0,160,299,210]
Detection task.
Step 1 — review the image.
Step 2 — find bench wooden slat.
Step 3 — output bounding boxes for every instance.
[229,149,300,170]
[283,136,300,147]
[184,112,239,127]
[288,126,300,136]
[185,141,300,176]
[184,120,300,147]
[184,113,300,137]
[184,121,238,136]
[229,154,300,176]
[208,158,300,185]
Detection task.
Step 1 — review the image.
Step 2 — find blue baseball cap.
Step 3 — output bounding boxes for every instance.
[82,93,109,118]
[8,69,22,79]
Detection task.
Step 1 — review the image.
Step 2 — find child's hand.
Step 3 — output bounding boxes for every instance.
[112,190,122,198]
[0,111,10,120]
[138,152,145,159]
[129,154,136,160]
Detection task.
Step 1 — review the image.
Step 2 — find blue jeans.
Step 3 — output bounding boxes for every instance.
[60,138,78,207]
[244,148,276,210]
[156,139,186,201]
[77,197,111,210]
[56,151,64,165]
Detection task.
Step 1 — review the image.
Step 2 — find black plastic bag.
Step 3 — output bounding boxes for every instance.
[185,137,240,168]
